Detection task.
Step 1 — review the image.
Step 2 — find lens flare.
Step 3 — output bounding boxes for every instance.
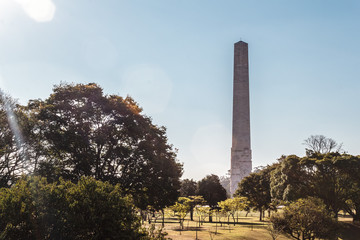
[14,0,56,22]
[0,90,28,164]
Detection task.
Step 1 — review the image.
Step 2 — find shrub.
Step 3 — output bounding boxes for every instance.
[0,176,148,240]
[270,197,339,240]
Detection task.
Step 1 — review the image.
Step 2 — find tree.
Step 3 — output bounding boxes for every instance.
[305,153,351,218]
[303,135,342,155]
[332,154,360,222]
[270,197,338,240]
[179,179,197,197]
[0,93,31,187]
[235,165,275,221]
[218,197,249,225]
[186,195,205,221]
[197,174,226,223]
[179,179,205,221]
[195,205,211,225]
[26,83,183,209]
[270,155,313,202]
[0,176,148,240]
[170,197,191,230]
[197,174,227,207]
[271,153,356,219]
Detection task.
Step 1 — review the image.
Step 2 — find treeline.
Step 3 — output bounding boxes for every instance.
[235,149,360,222]
[174,136,360,239]
[232,136,360,239]
[0,83,183,239]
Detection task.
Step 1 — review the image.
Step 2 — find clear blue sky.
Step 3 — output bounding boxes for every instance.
[0,0,359,180]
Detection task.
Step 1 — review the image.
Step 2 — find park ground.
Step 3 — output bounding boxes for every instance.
[145,210,360,240]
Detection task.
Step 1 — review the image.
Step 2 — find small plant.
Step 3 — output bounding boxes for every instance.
[170,198,191,230]
[146,224,170,240]
[266,224,284,240]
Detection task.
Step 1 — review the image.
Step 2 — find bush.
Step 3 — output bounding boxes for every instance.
[270,197,339,240]
[0,176,148,240]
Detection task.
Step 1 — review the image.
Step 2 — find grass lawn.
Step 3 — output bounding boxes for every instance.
[144,210,360,240]
[145,210,289,240]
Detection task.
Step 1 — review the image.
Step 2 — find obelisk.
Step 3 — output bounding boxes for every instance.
[230,41,252,196]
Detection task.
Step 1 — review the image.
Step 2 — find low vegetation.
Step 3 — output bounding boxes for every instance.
[0,176,148,239]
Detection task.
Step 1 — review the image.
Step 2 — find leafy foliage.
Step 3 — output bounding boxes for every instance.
[197,174,227,207]
[271,153,360,219]
[179,178,197,197]
[270,197,338,240]
[195,205,211,224]
[218,197,249,224]
[0,176,148,240]
[170,197,192,229]
[270,155,313,202]
[235,165,275,221]
[25,83,182,209]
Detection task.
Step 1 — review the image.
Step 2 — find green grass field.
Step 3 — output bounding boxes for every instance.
[144,211,360,240]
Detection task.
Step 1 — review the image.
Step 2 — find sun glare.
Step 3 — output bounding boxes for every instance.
[15,0,55,22]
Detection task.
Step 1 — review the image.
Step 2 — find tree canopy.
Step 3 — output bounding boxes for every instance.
[270,152,360,219]
[270,197,338,240]
[235,165,275,221]
[0,83,183,210]
[0,176,148,240]
[197,174,227,207]
[179,178,197,197]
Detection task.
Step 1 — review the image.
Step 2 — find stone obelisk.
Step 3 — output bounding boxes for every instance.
[230,41,252,196]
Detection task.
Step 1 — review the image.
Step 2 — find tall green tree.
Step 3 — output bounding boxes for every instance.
[270,155,313,202]
[235,165,275,221]
[197,174,227,208]
[305,153,351,218]
[197,174,226,222]
[179,179,197,197]
[26,83,182,209]
[271,153,357,218]
[332,154,360,222]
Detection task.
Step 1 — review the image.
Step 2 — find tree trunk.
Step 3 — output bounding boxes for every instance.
[190,208,194,221]
[259,210,263,221]
[140,210,145,224]
[161,209,165,227]
[180,219,184,229]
